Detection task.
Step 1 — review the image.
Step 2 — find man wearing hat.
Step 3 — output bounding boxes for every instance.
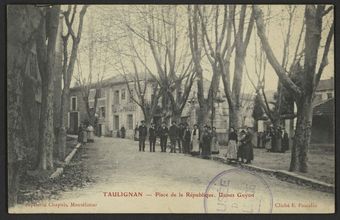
[138,120,148,151]
[169,121,179,153]
[177,123,185,153]
[149,122,157,152]
[159,122,169,152]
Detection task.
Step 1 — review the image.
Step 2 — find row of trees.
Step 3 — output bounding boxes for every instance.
[8,5,89,207]
[104,5,333,172]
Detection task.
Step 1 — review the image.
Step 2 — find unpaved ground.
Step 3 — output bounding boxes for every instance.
[10,137,334,213]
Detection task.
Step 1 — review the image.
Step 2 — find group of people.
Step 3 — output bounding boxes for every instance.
[77,123,95,144]
[225,127,254,164]
[136,120,219,158]
[258,126,290,153]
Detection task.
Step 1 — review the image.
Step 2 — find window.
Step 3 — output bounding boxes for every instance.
[127,114,133,129]
[121,89,126,100]
[89,89,96,100]
[114,90,120,104]
[129,89,134,103]
[100,106,105,118]
[114,115,119,130]
[327,92,333,99]
[71,96,77,111]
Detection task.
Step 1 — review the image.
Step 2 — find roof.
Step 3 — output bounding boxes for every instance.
[71,72,154,91]
[316,78,334,91]
[313,98,334,116]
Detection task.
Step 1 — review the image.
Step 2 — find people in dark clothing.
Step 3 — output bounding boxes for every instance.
[177,123,185,153]
[237,130,246,162]
[138,120,147,151]
[78,125,83,143]
[277,127,283,152]
[242,127,254,163]
[159,122,169,152]
[120,126,126,139]
[134,124,139,141]
[281,131,289,153]
[149,123,156,152]
[201,125,212,159]
[169,121,179,153]
[183,124,191,154]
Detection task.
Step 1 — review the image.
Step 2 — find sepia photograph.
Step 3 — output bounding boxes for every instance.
[7,4,335,213]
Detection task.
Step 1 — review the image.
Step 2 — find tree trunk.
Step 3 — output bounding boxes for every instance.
[38,81,55,170]
[289,97,313,173]
[198,104,210,126]
[36,6,61,170]
[7,46,26,207]
[7,5,41,206]
[229,106,240,129]
[58,87,69,160]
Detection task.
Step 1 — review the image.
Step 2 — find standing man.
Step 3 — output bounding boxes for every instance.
[169,121,179,153]
[138,120,147,152]
[159,122,168,152]
[182,123,191,154]
[178,123,185,153]
[149,123,156,152]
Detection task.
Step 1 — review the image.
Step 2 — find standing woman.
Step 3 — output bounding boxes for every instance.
[237,130,246,162]
[225,127,238,162]
[243,127,254,164]
[201,126,212,159]
[82,123,88,145]
[281,131,289,153]
[191,124,200,156]
[211,127,219,154]
[265,128,272,152]
[78,124,83,143]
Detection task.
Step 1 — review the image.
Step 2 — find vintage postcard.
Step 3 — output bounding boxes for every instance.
[7,4,334,213]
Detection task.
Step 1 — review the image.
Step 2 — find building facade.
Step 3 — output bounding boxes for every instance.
[68,75,257,141]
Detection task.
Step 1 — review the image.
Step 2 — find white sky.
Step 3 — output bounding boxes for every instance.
[69,5,334,94]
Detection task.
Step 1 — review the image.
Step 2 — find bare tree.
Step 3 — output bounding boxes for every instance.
[191,5,254,129]
[188,5,220,126]
[35,5,61,170]
[254,5,334,172]
[74,16,108,128]
[122,5,196,123]
[58,5,88,160]
[246,6,301,151]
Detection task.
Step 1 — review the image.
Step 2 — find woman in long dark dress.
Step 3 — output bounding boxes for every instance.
[201,126,212,159]
[281,131,289,153]
[237,130,246,162]
[78,125,83,143]
[242,127,254,164]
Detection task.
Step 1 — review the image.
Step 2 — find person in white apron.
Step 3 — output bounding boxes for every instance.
[211,127,219,154]
[225,127,238,161]
[191,124,200,156]
[87,125,95,143]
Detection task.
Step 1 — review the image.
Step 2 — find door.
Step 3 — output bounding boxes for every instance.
[70,112,79,134]
[114,115,119,130]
